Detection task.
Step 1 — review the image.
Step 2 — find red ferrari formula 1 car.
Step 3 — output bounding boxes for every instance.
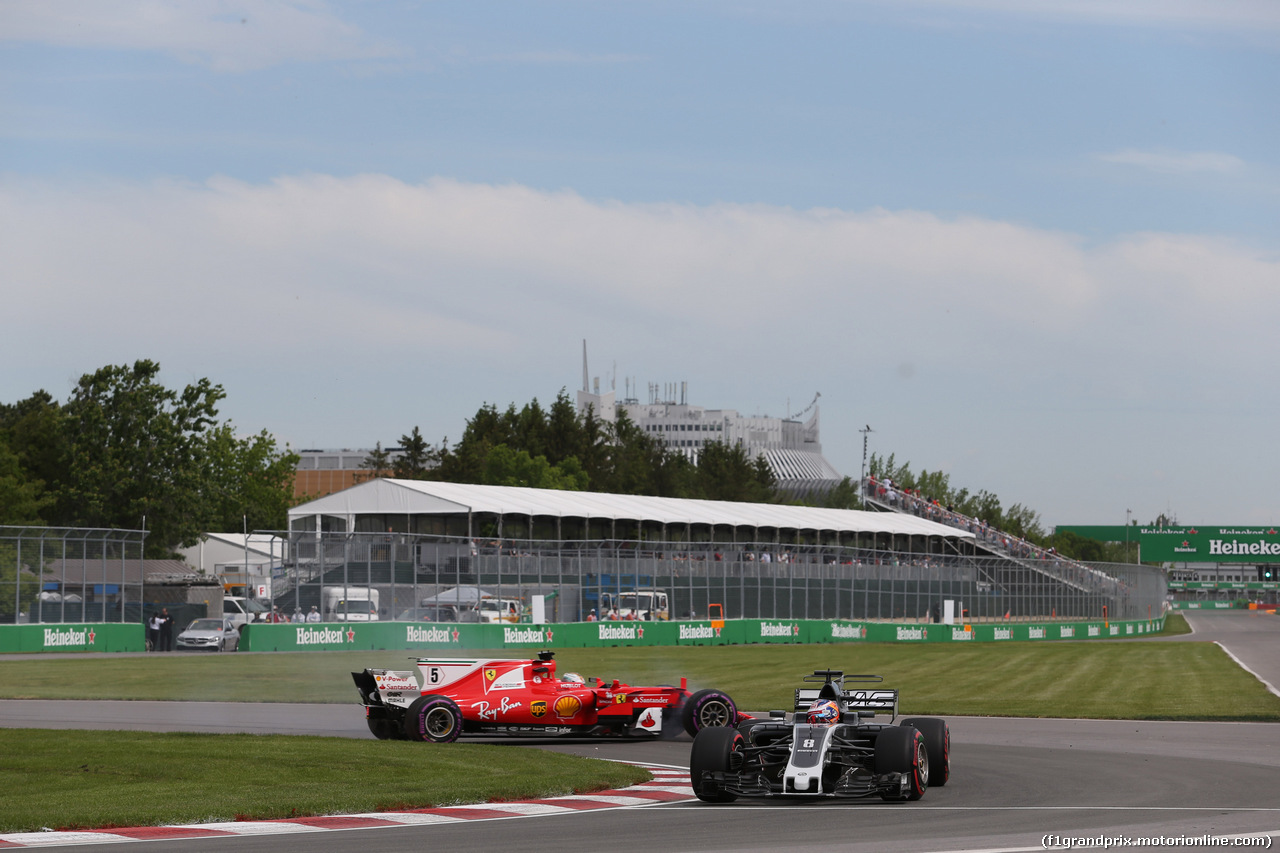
[352,650,745,742]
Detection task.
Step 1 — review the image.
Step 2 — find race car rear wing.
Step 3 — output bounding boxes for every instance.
[794,671,898,719]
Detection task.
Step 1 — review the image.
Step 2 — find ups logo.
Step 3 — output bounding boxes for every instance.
[531,700,548,718]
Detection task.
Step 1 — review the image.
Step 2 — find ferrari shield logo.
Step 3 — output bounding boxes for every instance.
[614,693,627,704]
[531,700,547,718]
[484,668,496,682]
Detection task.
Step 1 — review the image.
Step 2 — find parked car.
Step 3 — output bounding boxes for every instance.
[394,605,482,623]
[176,617,241,652]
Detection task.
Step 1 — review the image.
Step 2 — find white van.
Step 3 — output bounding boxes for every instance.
[223,595,269,629]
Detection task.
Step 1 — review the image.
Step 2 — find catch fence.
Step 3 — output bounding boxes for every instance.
[270,532,1164,624]
[0,526,147,624]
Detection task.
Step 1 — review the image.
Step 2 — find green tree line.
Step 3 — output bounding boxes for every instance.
[866,452,1142,563]
[368,389,778,504]
[0,360,299,555]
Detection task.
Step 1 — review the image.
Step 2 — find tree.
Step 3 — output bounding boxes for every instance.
[816,476,860,509]
[393,427,435,479]
[358,441,393,483]
[200,426,300,533]
[0,436,48,524]
[479,444,589,490]
[694,440,777,503]
[56,360,223,552]
[0,390,66,500]
[0,542,43,623]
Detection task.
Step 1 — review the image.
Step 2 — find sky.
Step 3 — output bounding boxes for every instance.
[2,1,1278,529]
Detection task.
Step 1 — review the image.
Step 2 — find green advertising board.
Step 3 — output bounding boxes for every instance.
[1141,526,1280,563]
[234,616,1164,651]
[1,616,1166,654]
[0,623,143,653]
[1167,581,1278,590]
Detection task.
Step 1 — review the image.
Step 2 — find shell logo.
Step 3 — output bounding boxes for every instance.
[554,695,582,718]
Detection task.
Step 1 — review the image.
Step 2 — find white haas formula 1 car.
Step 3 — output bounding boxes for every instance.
[689,669,950,802]
[353,651,746,742]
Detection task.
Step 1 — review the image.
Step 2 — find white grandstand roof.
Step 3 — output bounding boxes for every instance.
[289,479,973,539]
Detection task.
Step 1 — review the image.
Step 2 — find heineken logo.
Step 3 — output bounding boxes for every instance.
[296,627,349,645]
[895,627,926,641]
[43,627,94,648]
[759,621,799,638]
[1209,539,1280,556]
[679,624,715,640]
[503,627,549,644]
[598,624,637,641]
[406,626,453,644]
[993,628,1011,640]
[950,627,972,641]
[830,623,866,639]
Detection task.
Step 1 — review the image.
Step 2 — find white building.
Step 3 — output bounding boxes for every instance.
[576,346,843,496]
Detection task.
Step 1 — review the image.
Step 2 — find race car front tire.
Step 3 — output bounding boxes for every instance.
[681,689,738,737]
[902,717,950,787]
[404,695,463,743]
[875,725,928,801]
[689,726,742,803]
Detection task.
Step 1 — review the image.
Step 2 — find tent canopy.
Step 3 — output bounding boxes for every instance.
[288,479,973,541]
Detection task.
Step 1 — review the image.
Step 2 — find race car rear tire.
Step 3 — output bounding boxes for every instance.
[404,694,463,743]
[689,726,742,803]
[367,716,396,740]
[875,725,928,801]
[902,717,950,787]
[682,689,738,737]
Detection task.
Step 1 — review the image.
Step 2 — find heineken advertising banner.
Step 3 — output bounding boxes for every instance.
[1141,526,1280,563]
[1,617,1165,654]
[236,615,1164,652]
[1170,601,1240,610]
[1167,581,1278,591]
[0,623,143,653]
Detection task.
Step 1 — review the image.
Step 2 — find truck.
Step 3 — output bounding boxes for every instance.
[600,589,669,620]
[323,586,380,621]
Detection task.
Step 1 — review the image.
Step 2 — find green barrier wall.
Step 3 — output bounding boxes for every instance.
[0,616,1166,654]
[1170,600,1245,610]
[0,623,143,653]
[237,615,1166,652]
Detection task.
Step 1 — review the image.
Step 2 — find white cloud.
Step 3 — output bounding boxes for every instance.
[0,0,396,72]
[3,173,1279,524]
[891,0,1280,32]
[1097,149,1247,175]
[3,172,1276,367]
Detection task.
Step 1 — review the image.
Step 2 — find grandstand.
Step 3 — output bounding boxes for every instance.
[269,479,1163,623]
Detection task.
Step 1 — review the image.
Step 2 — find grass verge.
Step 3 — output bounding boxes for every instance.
[0,729,649,834]
[1,616,1275,720]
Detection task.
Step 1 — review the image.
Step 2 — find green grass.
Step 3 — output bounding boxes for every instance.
[0,729,650,834]
[2,615,1275,720]
[2,620,1276,833]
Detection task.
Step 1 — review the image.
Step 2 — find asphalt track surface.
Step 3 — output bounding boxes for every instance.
[3,610,1279,852]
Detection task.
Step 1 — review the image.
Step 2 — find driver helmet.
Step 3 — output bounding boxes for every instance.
[562,672,585,684]
[807,698,841,726]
